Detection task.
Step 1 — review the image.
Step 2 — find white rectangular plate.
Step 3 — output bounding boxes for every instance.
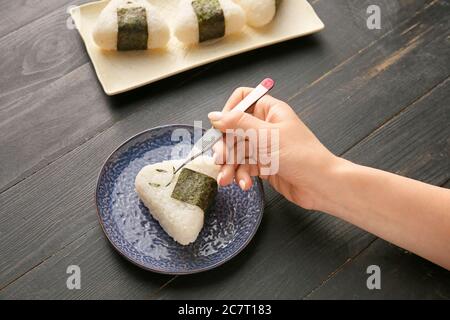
[71,0,324,95]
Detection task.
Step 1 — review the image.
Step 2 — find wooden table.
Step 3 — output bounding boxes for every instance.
[0,0,449,300]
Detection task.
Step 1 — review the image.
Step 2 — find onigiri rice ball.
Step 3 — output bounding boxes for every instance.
[135,156,220,245]
[92,0,169,50]
[174,0,246,45]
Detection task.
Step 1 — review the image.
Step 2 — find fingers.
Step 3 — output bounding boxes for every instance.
[212,139,225,164]
[210,86,294,190]
[209,110,269,133]
[211,86,295,132]
[223,87,281,118]
[212,135,259,191]
[213,136,254,191]
[213,135,256,166]
[236,164,252,190]
[217,163,253,191]
[249,164,259,177]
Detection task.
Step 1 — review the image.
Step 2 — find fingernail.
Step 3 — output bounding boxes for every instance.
[208,111,223,121]
[212,152,219,164]
[217,172,223,185]
[239,179,246,190]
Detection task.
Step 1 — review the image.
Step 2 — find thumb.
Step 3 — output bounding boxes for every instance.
[208,110,268,132]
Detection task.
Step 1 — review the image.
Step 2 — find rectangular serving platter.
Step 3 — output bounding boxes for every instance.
[71,0,324,95]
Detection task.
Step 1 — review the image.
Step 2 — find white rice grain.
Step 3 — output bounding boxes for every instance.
[174,0,246,45]
[173,0,200,45]
[221,0,246,36]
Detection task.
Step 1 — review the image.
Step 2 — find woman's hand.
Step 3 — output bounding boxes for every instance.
[208,87,339,210]
[209,86,450,270]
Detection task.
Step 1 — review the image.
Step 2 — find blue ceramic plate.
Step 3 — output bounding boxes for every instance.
[96,125,264,274]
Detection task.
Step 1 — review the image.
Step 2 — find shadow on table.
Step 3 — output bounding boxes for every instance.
[104,34,324,110]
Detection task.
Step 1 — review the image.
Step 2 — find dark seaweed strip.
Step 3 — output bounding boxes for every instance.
[192,0,225,42]
[171,168,218,212]
[117,7,148,51]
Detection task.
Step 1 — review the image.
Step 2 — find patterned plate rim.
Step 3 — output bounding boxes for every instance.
[95,124,265,274]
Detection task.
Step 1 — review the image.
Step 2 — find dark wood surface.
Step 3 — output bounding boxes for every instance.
[0,0,448,299]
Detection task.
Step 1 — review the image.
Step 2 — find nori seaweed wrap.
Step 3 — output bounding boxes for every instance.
[117,6,149,51]
[173,0,245,45]
[171,168,218,212]
[192,0,226,42]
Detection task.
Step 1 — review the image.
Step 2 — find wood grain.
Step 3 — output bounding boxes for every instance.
[0,6,89,117]
[0,0,448,299]
[0,0,433,193]
[287,2,450,156]
[0,226,173,299]
[304,239,450,300]
[1,1,448,298]
[305,80,450,300]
